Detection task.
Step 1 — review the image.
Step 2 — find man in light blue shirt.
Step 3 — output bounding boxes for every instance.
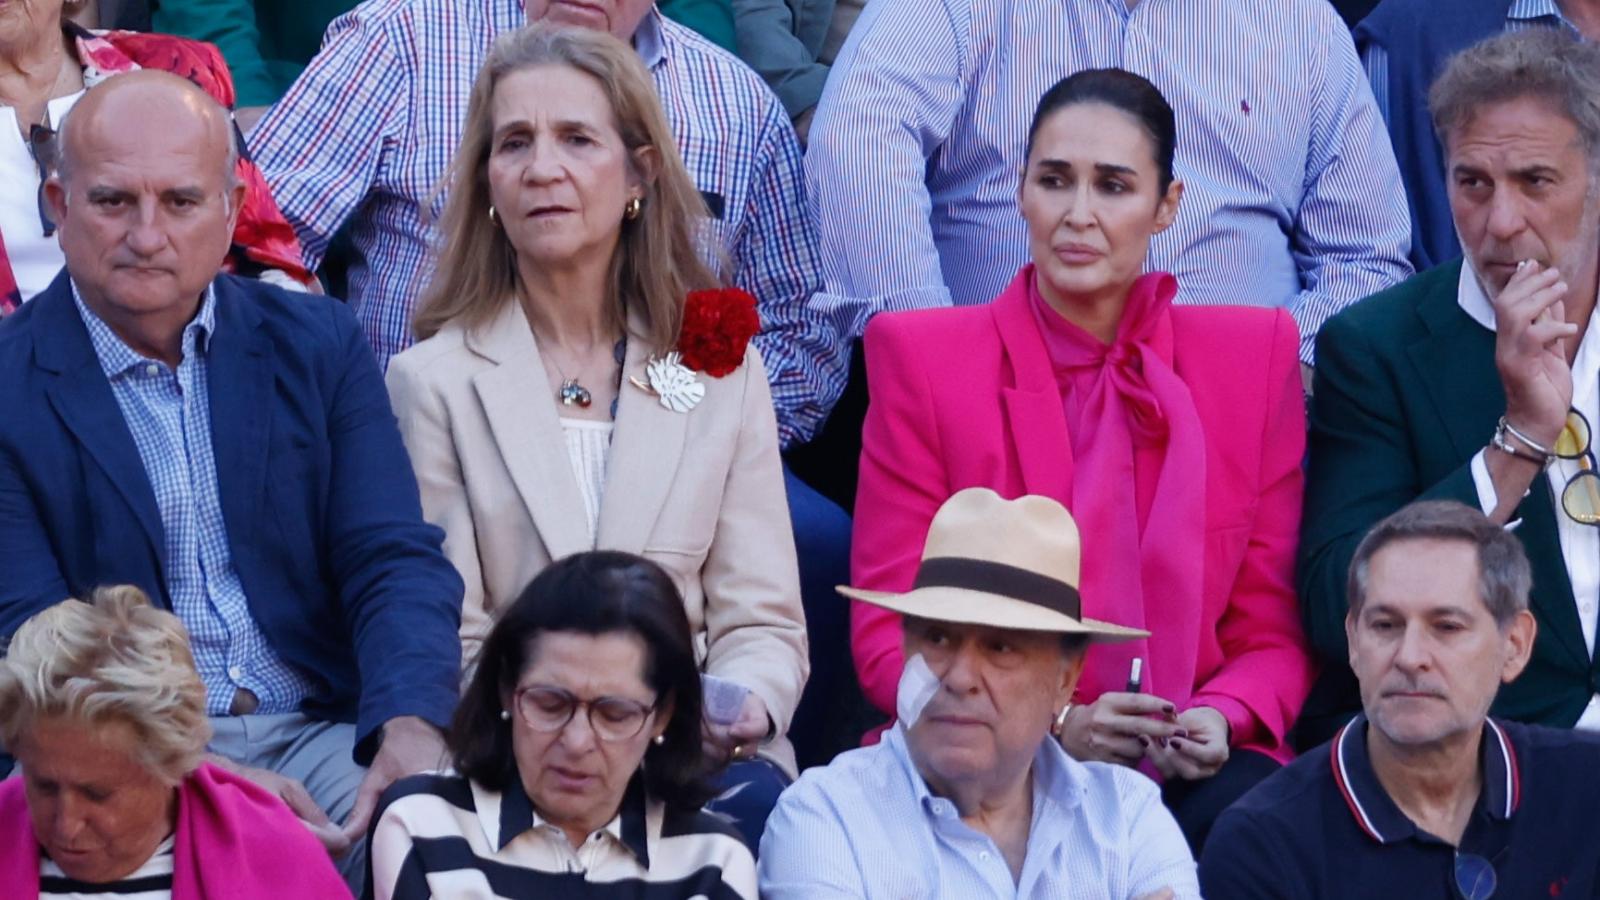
[806,0,1412,365]
[758,489,1197,898]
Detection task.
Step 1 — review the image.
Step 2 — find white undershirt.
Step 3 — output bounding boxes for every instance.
[560,418,613,548]
[0,91,83,302]
[41,835,173,899]
[1463,262,1600,730]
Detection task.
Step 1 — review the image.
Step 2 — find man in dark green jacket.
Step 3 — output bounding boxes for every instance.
[1299,29,1600,746]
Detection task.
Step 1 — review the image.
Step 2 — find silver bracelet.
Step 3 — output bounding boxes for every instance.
[1494,417,1555,468]
[1500,417,1555,458]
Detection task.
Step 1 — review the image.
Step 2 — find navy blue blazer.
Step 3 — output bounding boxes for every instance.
[0,273,463,762]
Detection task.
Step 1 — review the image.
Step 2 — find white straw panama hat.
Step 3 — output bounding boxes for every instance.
[838,488,1149,641]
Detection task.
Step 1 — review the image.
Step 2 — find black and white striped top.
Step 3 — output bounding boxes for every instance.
[41,836,174,899]
[366,773,756,899]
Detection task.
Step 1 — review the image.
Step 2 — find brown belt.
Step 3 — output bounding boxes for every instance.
[228,687,260,716]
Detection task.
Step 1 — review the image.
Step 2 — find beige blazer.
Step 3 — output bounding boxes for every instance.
[386,301,808,774]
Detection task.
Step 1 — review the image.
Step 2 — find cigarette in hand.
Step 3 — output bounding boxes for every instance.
[1520,259,1559,324]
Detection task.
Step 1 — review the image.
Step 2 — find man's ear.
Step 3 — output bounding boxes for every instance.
[1057,648,1088,710]
[226,181,247,231]
[44,177,68,231]
[1345,611,1360,670]
[1500,609,1538,684]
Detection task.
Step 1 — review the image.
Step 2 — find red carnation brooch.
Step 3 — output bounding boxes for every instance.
[631,288,761,412]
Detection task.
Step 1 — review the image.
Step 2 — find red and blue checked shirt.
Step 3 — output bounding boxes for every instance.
[249,2,845,447]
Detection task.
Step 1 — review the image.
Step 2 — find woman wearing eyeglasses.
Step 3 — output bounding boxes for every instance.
[365,551,756,899]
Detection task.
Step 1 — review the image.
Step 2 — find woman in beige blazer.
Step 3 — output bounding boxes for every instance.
[384,24,808,851]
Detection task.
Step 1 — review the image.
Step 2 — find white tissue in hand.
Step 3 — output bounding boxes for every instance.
[702,674,749,725]
[896,654,940,727]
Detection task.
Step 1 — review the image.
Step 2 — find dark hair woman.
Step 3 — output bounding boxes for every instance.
[365,551,755,899]
[850,68,1314,850]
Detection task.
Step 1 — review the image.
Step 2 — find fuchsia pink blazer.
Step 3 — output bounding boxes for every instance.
[851,273,1315,762]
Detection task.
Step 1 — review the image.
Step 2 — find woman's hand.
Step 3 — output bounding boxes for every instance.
[701,690,771,763]
[1056,692,1183,767]
[1145,705,1230,781]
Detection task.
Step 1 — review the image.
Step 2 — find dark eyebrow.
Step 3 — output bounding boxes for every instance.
[1363,602,1477,620]
[163,187,207,203]
[1034,158,1139,177]
[1512,164,1561,181]
[84,185,132,202]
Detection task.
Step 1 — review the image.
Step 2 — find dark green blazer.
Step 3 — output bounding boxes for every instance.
[1299,261,1600,734]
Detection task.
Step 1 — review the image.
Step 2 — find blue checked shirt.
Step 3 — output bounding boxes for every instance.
[73,286,313,716]
[1363,0,1580,124]
[250,1,843,447]
[758,725,1200,899]
[806,0,1413,364]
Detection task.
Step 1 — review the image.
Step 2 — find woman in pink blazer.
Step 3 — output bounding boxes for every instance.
[852,69,1314,847]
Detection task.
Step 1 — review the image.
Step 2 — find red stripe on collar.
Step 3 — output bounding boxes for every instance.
[1486,718,1520,817]
[1330,721,1386,843]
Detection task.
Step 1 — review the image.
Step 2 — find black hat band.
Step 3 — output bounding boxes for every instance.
[911,556,1082,620]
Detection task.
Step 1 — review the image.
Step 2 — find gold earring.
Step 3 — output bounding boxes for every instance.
[624,196,643,220]
[488,205,499,226]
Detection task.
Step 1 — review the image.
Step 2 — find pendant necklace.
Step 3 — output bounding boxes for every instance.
[547,348,593,408]
[535,334,626,412]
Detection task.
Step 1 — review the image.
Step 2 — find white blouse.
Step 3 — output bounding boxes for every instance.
[0,91,83,303]
[560,418,613,548]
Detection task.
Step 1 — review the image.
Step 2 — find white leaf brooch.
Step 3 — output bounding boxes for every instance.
[627,288,759,414]
[631,352,706,413]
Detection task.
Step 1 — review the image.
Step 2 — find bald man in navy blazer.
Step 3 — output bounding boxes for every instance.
[0,71,462,887]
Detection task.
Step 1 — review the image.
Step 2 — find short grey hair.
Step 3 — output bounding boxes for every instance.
[1430,28,1600,168]
[1347,501,1531,628]
[52,78,241,190]
[0,587,211,785]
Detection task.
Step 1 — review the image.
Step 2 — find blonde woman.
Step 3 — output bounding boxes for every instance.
[385,23,808,850]
[0,588,349,898]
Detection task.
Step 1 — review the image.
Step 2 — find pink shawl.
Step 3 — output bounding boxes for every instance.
[0,762,351,899]
[1028,266,1209,711]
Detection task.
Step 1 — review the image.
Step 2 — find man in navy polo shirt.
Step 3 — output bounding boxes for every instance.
[1201,500,1600,898]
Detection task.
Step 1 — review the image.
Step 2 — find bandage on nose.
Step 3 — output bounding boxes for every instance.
[896,654,940,727]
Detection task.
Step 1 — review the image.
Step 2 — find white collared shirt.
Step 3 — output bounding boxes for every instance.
[1463,263,1600,729]
[0,92,82,303]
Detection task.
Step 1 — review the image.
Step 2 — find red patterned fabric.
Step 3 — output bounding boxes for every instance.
[0,25,314,317]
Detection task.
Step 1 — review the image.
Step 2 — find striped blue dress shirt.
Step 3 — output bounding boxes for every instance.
[1362,0,1580,124]
[758,725,1200,899]
[806,0,1413,363]
[250,2,844,447]
[74,286,312,716]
